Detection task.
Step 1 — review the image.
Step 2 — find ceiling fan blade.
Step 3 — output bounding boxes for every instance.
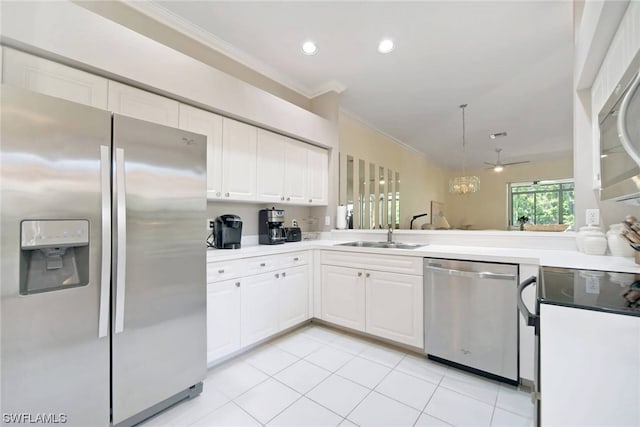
[503,161,530,166]
[483,162,496,166]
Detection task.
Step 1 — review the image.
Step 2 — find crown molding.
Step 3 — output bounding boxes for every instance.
[124,0,347,100]
[339,107,429,160]
[309,80,347,98]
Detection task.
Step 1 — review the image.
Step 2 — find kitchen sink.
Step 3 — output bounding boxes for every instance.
[336,241,424,250]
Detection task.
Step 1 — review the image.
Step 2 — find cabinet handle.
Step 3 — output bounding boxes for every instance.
[308,199,312,203]
[282,272,286,277]
[225,192,230,197]
[260,263,266,267]
[216,192,221,197]
[275,273,280,278]
[218,269,225,274]
[281,196,285,201]
[235,282,240,287]
[366,273,370,278]
[358,272,362,277]
[293,257,299,261]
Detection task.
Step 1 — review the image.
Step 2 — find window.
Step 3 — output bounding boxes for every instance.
[509,180,574,226]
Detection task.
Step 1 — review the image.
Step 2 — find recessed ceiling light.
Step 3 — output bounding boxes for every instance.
[490,131,508,140]
[301,40,318,55]
[377,38,395,54]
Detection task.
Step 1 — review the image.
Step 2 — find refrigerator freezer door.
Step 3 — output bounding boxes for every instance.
[111,115,207,425]
[0,85,111,425]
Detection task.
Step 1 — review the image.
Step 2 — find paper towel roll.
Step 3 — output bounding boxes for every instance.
[336,205,347,229]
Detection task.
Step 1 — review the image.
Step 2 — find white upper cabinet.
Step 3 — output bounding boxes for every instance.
[283,137,308,204]
[256,129,286,203]
[221,118,258,201]
[256,129,311,204]
[108,81,179,127]
[179,105,224,200]
[306,145,329,205]
[2,47,108,109]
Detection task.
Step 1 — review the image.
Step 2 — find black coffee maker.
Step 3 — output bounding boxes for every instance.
[259,208,286,245]
[213,214,242,249]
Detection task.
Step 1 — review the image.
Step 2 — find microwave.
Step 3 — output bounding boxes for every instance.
[599,54,640,203]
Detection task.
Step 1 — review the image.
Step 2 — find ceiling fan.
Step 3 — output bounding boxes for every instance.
[484,148,530,172]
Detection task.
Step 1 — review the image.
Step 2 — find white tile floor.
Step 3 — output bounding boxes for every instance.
[144,324,534,427]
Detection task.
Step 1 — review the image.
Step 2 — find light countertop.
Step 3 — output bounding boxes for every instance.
[207,239,640,273]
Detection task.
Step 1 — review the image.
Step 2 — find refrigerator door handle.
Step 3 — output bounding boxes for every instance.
[98,145,111,339]
[114,147,127,334]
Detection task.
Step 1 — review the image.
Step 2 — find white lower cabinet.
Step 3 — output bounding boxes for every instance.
[279,265,309,330]
[366,271,423,347]
[321,265,366,332]
[320,261,423,347]
[241,272,279,347]
[207,251,310,364]
[206,280,241,362]
[540,304,640,426]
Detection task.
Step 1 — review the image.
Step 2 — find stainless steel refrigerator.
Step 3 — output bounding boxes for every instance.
[0,85,207,426]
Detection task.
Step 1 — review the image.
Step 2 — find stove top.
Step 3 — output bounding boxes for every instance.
[540,267,640,317]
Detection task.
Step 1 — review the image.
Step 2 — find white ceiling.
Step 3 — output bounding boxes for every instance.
[148,1,574,170]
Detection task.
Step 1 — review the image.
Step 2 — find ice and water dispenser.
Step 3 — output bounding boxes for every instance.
[20,220,90,295]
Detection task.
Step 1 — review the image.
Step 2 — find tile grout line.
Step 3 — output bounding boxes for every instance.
[340,351,406,424]
[416,357,449,423]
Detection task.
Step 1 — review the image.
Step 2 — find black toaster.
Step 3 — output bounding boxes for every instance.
[284,227,302,242]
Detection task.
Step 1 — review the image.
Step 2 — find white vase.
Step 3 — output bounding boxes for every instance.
[576,225,601,252]
[580,227,607,255]
[606,224,634,257]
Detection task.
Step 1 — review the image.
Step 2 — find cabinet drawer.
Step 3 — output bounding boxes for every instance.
[278,251,308,268]
[245,256,277,275]
[207,259,245,283]
[321,250,422,275]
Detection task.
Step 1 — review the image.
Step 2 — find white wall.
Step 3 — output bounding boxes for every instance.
[445,156,573,230]
[573,1,640,229]
[338,110,449,230]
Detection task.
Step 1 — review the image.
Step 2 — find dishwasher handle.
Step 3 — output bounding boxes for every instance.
[517,276,538,327]
[424,264,516,281]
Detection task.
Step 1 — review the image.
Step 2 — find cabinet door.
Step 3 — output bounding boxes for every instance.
[256,129,285,203]
[279,265,310,330]
[540,304,640,426]
[241,271,279,347]
[179,104,223,199]
[207,280,241,364]
[283,137,308,204]
[108,81,179,127]
[221,118,257,201]
[306,145,329,205]
[321,265,365,332]
[365,271,423,347]
[2,47,108,109]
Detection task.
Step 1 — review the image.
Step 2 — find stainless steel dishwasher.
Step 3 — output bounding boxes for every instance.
[424,258,519,384]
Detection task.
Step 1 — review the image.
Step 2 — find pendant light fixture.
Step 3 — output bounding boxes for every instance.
[449,104,480,195]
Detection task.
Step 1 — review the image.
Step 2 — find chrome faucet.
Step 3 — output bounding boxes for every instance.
[387,225,393,243]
